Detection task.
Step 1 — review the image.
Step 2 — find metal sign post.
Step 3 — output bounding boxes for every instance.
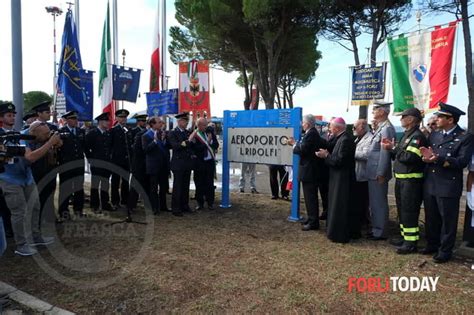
[221,108,302,221]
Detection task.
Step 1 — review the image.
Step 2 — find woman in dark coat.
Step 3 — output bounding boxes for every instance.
[316,117,357,243]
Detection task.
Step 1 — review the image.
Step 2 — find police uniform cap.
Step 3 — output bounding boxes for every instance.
[62,110,78,119]
[435,102,465,120]
[31,100,52,113]
[175,112,189,120]
[0,102,16,114]
[372,100,393,109]
[133,113,148,121]
[115,109,130,118]
[95,112,110,121]
[400,107,422,120]
[22,111,37,121]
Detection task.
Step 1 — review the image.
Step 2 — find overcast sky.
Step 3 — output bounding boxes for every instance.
[0,0,471,126]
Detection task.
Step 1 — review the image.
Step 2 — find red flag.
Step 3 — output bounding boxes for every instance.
[150,3,161,92]
[179,60,210,117]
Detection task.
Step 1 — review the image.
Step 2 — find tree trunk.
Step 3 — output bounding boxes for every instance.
[241,62,251,110]
[460,0,474,132]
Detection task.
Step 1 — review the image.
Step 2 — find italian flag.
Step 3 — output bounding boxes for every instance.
[388,22,457,113]
[149,2,161,92]
[99,1,114,120]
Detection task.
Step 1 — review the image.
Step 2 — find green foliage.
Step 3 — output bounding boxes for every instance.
[23,91,52,112]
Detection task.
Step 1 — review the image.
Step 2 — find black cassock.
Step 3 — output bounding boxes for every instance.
[324,131,357,243]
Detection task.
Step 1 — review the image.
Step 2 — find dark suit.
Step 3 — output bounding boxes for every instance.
[110,124,132,206]
[127,127,148,211]
[142,129,170,212]
[168,127,194,214]
[293,127,328,227]
[85,127,113,210]
[424,126,474,258]
[268,165,289,199]
[193,130,219,207]
[57,126,86,215]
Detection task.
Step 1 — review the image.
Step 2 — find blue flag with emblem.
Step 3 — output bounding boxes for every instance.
[112,65,141,102]
[57,9,92,120]
[146,89,179,116]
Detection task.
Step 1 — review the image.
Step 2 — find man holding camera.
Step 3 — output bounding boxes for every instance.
[57,111,86,219]
[0,102,62,256]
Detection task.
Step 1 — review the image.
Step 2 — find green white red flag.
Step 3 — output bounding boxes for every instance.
[98,1,114,120]
[388,22,457,113]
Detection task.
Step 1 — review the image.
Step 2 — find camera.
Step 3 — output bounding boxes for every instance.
[0,132,35,173]
[49,131,71,140]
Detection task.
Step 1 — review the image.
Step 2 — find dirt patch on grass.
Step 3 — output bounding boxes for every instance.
[0,192,473,313]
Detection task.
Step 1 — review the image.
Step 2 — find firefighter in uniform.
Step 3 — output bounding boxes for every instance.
[127,114,148,212]
[57,111,86,219]
[110,109,132,209]
[382,108,427,254]
[420,102,474,263]
[85,113,114,212]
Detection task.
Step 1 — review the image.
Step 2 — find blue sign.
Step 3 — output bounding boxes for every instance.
[351,63,386,106]
[112,65,141,102]
[146,89,179,116]
[221,108,303,222]
[76,69,93,121]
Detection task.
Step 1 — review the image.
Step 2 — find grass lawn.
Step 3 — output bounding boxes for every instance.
[0,192,473,313]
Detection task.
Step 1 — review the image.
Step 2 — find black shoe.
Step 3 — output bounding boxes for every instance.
[433,253,451,264]
[319,212,327,220]
[396,244,417,255]
[389,238,404,247]
[271,196,278,200]
[240,188,244,193]
[208,204,215,210]
[419,247,438,255]
[153,210,160,215]
[282,195,290,201]
[172,212,184,217]
[251,188,259,194]
[102,204,113,212]
[195,205,204,211]
[302,224,319,231]
[367,235,387,241]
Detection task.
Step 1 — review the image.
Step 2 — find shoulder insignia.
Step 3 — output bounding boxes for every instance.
[443,160,450,167]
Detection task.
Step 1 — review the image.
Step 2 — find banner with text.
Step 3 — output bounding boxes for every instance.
[351,64,386,106]
[146,89,179,116]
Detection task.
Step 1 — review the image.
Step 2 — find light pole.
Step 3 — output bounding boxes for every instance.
[45,5,63,122]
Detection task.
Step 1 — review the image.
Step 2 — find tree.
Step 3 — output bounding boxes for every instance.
[169,0,322,109]
[322,0,412,119]
[421,0,474,132]
[23,91,52,113]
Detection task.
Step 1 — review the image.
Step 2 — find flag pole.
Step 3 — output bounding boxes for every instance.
[161,0,167,91]
[11,0,24,130]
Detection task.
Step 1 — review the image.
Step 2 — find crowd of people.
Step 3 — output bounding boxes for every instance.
[289,101,474,263]
[0,101,218,257]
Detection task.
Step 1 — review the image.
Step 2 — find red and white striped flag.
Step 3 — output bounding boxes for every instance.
[99,1,114,120]
[150,1,161,92]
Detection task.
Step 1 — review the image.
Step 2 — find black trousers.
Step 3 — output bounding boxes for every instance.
[127,171,149,210]
[302,181,319,227]
[36,175,57,224]
[424,192,460,256]
[353,180,369,227]
[0,191,13,236]
[90,167,111,210]
[149,173,169,212]
[195,160,216,207]
[319,178,329,213]
[463,204,474,244]
[269,165,288,198]
[111,163,130,206]
[395,179,422,244]
[171,169,191,213]
[58,168,84,215]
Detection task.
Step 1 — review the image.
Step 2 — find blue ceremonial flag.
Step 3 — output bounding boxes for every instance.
[78,70,93,120]
[57,9,92,119]
[351,63,386,106]
[146,89,179,116]
[112,65,141,102]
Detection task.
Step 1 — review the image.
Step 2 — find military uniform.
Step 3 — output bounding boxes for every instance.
[57,111,85,217]
[127,126,149,211]
[110,110,132,207]
[390,108,428,254]
[85,113,113,211]
[423,103,474,262]
[168,113,194,215]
